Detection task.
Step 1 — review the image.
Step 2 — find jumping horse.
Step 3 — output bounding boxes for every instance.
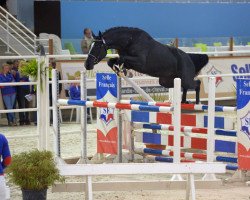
[85,27,209,104]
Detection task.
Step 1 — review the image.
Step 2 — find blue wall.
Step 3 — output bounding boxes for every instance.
[61,1,250,51]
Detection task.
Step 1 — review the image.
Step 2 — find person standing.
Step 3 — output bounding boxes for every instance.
[10,60,30,125]
[0,64,17,126]
[0,133,11,200]
[81,28,94,54]
[69,76,91,124]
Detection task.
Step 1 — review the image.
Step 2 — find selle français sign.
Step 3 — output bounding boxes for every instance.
[237,78,250,170]
[96,73,118,154]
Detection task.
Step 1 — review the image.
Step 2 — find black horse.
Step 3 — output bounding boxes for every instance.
[85,27,208,104]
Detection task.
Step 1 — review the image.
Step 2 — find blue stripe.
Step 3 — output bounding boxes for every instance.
[143,148,163,155]
[132,111,149,122]
[143,124,162,130]
[67,99,86,106]
[130,100,148,105]
[142,132,161,145]
[226,165,238,171]
[202,105,208,110]
[139,105,160,112]
[215,129,237,137]
[201,105,225,112]
[204,116,225,129]
[215,140,236,153]
[155,156,173,163]
[215,107,224,112]
[216,156,238,163]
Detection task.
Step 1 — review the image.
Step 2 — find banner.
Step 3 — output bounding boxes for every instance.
[96,73,118,154]
[237,78,250,170]
[200,57,250,97]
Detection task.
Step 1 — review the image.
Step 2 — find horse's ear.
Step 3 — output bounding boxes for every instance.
[98,31,103,38]
[92,32,97,39]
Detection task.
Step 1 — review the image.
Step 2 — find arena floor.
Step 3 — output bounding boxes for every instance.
[1,120,250,200]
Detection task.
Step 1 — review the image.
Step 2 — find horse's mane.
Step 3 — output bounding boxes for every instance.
[103,27,144,35]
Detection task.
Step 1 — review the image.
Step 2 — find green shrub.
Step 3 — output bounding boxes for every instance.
[7,150,64,190]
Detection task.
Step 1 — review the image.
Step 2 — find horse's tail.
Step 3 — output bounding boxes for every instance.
[187,53,209,75]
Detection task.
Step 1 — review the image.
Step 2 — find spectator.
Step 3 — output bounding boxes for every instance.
[0,133,11,200]
[49,61,62,124]
[15,61,30,125]
[81,28,94,54]
[0,64,17,126]
[69,76,91,124]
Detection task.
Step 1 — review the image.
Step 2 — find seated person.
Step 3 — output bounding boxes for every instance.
[69,77,91,124]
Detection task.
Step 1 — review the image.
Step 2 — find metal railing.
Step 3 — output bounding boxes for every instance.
[0,6,49,55]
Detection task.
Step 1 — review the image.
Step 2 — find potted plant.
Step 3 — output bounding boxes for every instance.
[6,149,64,200]
[19,59,40,81]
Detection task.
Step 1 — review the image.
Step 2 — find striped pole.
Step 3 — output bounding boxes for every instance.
[146,155,238,171]
[58,99,173,113]
[133,123,237,137]
[120,100,236,112]
[135,148,238,163]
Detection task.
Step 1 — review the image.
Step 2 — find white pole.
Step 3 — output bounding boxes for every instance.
[36,57,41,150]
[203,77,216,181]
[39,55,47,150]
[117,76,123,162]
[171,78,182,181]
[78,71,88,163]
[173,78,181,163]
[45,57,50,150]
[52,69,60,158]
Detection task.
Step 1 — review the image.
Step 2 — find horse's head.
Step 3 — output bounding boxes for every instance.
[85,31,107,70]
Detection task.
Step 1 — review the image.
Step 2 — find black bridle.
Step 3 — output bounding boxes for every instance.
[88,40,107,64]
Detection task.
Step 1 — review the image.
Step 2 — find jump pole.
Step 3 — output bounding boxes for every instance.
[113,65,154,102]
[203,77,216,181]
[171,78,182,181]
[78,71,88,163]
[52,69,64,164]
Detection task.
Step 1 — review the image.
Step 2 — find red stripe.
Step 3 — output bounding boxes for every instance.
[181,104,195,110]
[93,101,108,108]
[166,151,206,160]
[191,127,207,134]
[155,102,171,107]
[115,103,132,110]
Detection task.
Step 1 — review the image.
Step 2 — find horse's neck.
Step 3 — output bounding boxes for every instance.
[104,32,132,50]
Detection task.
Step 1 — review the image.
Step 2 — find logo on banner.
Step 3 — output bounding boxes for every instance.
[240,111,250,140]
[206,66,223,87]
[100,107,114,125]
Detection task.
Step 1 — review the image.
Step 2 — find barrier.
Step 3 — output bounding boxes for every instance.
[52,163,226,200]
[127,104,238,171]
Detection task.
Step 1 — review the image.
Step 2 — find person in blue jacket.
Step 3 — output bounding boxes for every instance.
[15,65,31,125]
[0,64,17,126]
[69,76,91,124]
[0,133,11,200]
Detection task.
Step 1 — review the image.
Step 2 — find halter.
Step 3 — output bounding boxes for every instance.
[88,39,107,64]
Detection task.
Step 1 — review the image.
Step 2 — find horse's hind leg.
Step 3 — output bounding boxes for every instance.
[182,80,201,104]
[195,79,201,104]
[182,88,188,104]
